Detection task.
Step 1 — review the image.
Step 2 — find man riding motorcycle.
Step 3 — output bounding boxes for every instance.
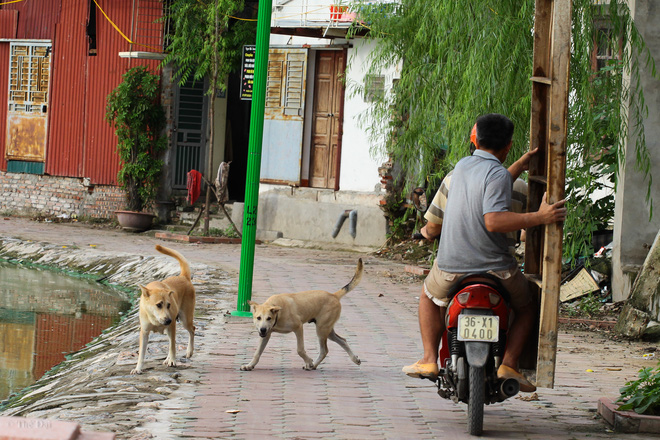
[402,114,566,392]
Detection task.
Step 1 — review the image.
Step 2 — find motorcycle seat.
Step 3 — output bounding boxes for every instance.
[446,272,512,305]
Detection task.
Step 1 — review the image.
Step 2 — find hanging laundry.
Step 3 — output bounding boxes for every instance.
[187,170,202,204]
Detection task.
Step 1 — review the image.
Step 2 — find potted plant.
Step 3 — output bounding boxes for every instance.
[105,66,167,231]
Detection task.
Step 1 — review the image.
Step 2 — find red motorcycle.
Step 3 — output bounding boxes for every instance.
[436,273,520,435]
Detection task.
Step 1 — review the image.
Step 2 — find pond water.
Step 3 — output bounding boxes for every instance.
[0,262,131,401]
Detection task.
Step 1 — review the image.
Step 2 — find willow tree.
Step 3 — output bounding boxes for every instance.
[350,0,655,262]
[163,0,256,234]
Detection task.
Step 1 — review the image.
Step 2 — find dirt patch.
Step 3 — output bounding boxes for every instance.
[373,237,436,267]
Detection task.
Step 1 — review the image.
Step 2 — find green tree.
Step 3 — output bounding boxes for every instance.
[106,66,167,213]
[163,0,256,234]
[349,0,655,261]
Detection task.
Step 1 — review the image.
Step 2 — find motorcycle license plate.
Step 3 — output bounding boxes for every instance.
[457,315,499,342]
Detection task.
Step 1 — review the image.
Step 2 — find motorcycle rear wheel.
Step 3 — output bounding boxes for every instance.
[468,365,485,436]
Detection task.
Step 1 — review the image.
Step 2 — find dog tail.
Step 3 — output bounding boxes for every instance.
[155,245,191,280]
[333,258,363,299]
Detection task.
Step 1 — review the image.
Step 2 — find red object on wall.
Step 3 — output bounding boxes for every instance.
[187,170,202,204]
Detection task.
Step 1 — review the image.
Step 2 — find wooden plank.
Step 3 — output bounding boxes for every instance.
[525,0,553,277]
[530,76,552,85]
[521,0,554,375]
[536,0,571,389]
[528,175,548,185]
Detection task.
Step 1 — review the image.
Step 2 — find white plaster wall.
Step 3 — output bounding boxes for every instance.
[256,34,394,247]
[268,35,395,193]
[341,39,392,192]
[612,0,660,301]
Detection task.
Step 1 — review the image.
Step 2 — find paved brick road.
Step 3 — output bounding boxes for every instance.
[0,218,657,439]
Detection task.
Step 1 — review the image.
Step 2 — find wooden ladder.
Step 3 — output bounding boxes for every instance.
[524,0,572,389]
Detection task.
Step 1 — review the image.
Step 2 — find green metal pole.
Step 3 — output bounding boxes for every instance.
[232,0,272,317]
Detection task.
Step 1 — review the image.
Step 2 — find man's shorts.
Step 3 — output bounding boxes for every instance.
[423,263,531,311]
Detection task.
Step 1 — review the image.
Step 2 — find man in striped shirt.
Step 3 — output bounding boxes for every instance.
[423,169,528,253]
[403,116,566,392]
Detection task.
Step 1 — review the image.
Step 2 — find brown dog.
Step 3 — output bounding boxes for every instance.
[241,259,363,371]
[131,245,196,374]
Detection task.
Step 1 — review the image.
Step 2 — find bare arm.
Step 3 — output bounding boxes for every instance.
[421,221,442,240]
[507,148,539,180]
[484,193,566,233]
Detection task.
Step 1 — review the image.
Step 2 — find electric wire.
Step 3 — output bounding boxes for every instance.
[0,0,26,6]
[92,0,162,52]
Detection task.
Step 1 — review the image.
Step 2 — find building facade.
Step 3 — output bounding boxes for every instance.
[0,0,165,218]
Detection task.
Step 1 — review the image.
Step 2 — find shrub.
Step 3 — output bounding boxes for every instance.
[105,66,167,212]
[617,361,660,416]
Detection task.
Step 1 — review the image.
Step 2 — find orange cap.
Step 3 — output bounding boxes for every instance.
[470,123,477,146]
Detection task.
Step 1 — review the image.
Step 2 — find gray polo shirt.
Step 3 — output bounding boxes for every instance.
[434,149,516,272]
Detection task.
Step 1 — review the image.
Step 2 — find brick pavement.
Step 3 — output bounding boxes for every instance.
[0,218,658,439]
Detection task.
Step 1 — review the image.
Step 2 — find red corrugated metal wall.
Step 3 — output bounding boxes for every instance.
[83,1,132,185]
[0,1,54,170]
[0,7,21,171]
[61,0,162,185]
[0,9,18,39]
[1,1,164,184]
[0,43,8,171]
[46,0,90,178]
[11,1,60,40]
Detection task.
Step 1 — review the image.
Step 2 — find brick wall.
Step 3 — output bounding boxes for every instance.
[0,171,125,219]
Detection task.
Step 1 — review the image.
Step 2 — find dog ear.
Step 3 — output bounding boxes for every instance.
[247,300,258,308]
[270,306,281,314]
[168,290,174,297]
[139,285,150,297]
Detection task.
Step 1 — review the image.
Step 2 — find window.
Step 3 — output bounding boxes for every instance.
[266,60,283,108]
[265,51,306,116]
[364,74,385,103]
[595,27,615,70]
[8,43,50,114]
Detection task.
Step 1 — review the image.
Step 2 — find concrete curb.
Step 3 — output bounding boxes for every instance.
[598,397,660,433]
[154,231,259,244]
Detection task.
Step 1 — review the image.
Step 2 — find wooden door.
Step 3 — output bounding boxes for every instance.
[310,50,345,189]
[6,42,51,164]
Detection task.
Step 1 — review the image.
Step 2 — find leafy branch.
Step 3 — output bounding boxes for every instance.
[348,0,656,261]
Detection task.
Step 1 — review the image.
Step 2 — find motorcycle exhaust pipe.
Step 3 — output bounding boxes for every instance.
[500,378,520,397]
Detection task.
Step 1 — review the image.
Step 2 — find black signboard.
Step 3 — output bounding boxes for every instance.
[240,45,255,100]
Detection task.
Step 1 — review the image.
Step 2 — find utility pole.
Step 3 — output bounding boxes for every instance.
[232,0,272,316]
